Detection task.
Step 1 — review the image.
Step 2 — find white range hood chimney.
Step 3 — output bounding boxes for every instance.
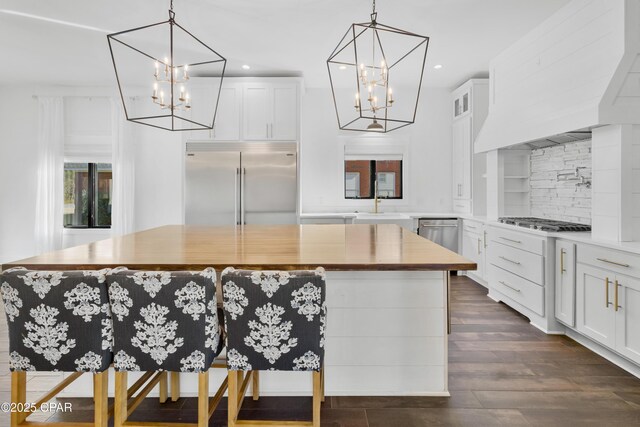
[475,0,640,153]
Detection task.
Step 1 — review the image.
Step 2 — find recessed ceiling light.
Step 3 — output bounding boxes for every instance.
[434,64,443,70]
[242,64,251,70]
[339,65,347,70]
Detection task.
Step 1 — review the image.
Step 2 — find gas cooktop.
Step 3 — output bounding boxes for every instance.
[497,217,591,232]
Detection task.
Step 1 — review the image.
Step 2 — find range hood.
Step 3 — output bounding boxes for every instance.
[475,0,640,153]
[520,130,593,149]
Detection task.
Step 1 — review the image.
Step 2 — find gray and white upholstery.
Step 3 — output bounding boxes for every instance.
[0,267,114,373]
[107,268,223,373]
[221,267,326,372]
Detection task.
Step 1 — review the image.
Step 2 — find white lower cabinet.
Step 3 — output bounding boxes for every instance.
[615,274,640,364]
[576,259,640,365]
[576,264,617,349]
[555,240,576,327]
[460,220,486,282]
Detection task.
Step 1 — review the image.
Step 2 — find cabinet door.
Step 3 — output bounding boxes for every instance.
[451,119,465,200]
[271,84,297,141]
[243,84,270,140]
[615,274,640,365]
[576,264,616,348]
[555,241,576,327]
[212,86,241,141]
[459,115,472,200]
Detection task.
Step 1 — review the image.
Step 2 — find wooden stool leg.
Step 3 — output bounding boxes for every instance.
[10,371,27,427]
[93,371,109,427]
[227,370,238,427]
[313,370,322,427]
[170,372,180,402]
[251,370,259,401]
[159,372,168,403]
[114,371,128,427]
[197,371,209,427]
[320,367,325,403]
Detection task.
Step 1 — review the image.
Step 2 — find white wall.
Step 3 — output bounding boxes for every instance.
[133,124,183,231]
[0,87,39,265]
[300,88,453,213]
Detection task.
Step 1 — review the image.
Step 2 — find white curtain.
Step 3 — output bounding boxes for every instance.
[110,98,136,236]
[35,97,65,254]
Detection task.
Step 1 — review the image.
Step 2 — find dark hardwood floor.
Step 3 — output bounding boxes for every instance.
[33,277,640,425]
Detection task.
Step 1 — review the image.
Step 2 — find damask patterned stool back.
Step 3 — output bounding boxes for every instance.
[107,267,228,427]
[221,267,326,427]
[0,266,114,427]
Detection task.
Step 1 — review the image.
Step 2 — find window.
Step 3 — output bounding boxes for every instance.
[344,159,403,199]
[64,163,112,228]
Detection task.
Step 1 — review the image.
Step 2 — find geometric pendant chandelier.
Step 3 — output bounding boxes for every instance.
[107,0,226,132]
[327,0,429,133]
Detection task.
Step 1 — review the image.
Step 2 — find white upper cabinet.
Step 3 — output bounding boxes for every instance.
[272,84,298,140]
[243,82,298,141]
[452,115,472,201]
[243,84,270,140]
[451,79,488,214]
[212,86,241,141]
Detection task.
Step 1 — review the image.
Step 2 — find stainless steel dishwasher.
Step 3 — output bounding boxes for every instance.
[418,218,459,253]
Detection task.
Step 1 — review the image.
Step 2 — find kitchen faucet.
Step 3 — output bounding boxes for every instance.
[373,180,382,213]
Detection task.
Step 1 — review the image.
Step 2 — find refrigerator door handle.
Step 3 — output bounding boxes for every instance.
[235,168,240,225]
[241,167,246,225]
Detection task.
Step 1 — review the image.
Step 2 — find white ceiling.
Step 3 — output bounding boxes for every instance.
[0,0,570,88]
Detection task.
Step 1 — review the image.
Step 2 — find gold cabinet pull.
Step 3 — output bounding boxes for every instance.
[615,279,621,312]
[597,258,630,268]
[605,277,611,308]
[483,230,488,248]
[560,249,566,274]
[477,238,481,254]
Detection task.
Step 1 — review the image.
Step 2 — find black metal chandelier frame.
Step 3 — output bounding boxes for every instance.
[327,0,429,133]
[107,0,227,132]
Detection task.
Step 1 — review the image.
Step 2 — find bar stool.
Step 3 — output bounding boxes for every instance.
[0,267,114,427]
[221,267,326,427]
[108,268,227,427]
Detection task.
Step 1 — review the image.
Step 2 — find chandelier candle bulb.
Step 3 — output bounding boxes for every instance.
[355,92,360,109]
[183,64,189,79]
[152,83,158,99]
[154,61,159,78]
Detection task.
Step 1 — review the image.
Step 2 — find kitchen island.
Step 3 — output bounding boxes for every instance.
[2,224,475,397]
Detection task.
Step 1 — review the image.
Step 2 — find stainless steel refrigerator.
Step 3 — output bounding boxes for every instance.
[185,142,298,225]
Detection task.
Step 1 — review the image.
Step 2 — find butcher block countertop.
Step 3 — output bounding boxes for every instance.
[2,224,476,271]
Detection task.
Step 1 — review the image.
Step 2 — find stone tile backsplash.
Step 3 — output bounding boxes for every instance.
[530,140,592,225]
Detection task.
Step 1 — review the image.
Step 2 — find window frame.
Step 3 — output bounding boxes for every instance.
[343,159,403,200]
[64,162,112,229]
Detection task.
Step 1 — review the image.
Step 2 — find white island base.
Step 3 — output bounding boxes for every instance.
[60,270,449,398]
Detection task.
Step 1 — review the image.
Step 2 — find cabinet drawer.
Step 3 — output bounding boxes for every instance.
[577,244,640,279]
[489,226,545,256]
[462,220,482,234]
[488,241,544,285]
[453,200,471,213]
[490,264,544,316]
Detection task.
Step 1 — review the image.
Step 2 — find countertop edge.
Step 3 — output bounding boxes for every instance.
[1,262,478,272]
